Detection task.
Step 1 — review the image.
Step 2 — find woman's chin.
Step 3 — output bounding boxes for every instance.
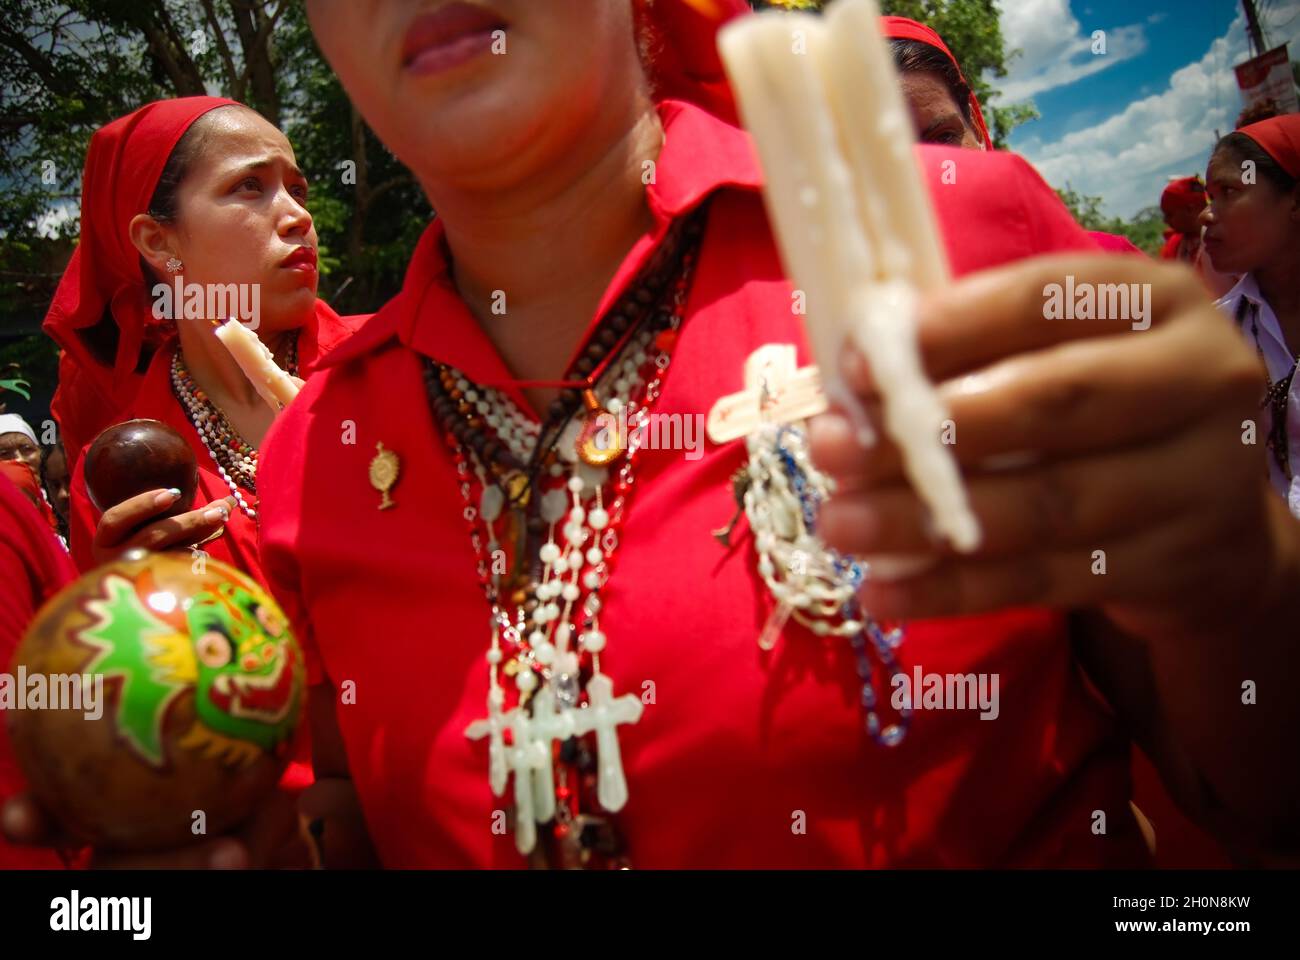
[257,301,317,337]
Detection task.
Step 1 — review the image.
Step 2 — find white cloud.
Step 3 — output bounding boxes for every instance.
[993,0,1148,103]
[1014,2,1300,219]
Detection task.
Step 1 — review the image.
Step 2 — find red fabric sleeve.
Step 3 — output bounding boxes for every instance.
[0,476,76,868]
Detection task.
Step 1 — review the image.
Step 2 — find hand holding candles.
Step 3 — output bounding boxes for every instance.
[213,319,300,413]
[718,0,980,551]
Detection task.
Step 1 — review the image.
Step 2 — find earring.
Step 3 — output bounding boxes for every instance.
[165,256,183,274]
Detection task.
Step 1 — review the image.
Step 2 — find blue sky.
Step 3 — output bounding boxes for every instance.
[996,0,1300,218]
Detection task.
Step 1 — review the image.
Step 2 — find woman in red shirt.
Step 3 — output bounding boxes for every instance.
[9,0,1300,868]
[45,97,364,584]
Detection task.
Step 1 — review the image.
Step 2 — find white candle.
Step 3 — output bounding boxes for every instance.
[213,319,300,413]
[718,0,980,552]
[823,0,949,292]
[717,16,871,400]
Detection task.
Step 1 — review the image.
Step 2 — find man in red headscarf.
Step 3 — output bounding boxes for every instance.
[1160,175,1208,262]
[1161,174,1236,296]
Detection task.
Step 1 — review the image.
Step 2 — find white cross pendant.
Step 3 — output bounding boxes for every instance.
[526,684,578,825]
[504,706,549,855]
[464,686,510,797]
[571,673,644,813]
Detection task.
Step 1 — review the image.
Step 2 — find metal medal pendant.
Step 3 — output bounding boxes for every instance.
[575,389,623,467]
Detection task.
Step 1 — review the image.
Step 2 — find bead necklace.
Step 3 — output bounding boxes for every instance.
[742,424,910,746]
[1236,296,1296,481]
[170,332,300,520]
[424,209,705,868]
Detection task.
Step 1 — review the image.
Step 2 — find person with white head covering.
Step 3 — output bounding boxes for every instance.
[0,414,42,477]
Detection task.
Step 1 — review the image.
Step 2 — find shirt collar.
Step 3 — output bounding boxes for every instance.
[1223,272,1266,309]
[321,100,764,406]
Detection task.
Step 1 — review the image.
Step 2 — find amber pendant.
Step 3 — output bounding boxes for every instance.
[575,389,623,467]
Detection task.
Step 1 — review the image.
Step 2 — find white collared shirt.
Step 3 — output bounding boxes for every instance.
[1217,273,1300,518]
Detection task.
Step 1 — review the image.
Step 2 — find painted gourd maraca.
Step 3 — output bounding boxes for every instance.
[84,419,198,515]
[6,551,305,852]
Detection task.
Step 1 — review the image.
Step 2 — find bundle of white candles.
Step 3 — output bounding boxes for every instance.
[718,0,980,552]
[213,319,300,413]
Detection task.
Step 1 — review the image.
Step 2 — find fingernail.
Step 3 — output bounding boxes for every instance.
[209,840,247,869]
[155,488,181,506]
[203,505,229,522]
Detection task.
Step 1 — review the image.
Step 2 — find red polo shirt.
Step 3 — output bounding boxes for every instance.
[259,100,1151,868]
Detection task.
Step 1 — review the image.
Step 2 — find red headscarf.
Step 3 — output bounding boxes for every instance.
[0,460,59,536]
[880,15,994,151]
[633,0,751,124]
[42,96,241,461]
[1238,114,1300,179]
[1160,175,1206,219]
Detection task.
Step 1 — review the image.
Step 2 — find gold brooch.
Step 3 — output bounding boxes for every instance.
[369,442,400,510]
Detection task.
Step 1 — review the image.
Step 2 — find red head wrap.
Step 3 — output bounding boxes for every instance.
[879,15,994,151]
[1237,114,1300,180]
[41,96,242,459]
[0,460,59,535]
[1160,175,1207,219]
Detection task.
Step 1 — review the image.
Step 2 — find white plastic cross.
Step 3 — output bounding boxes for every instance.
[570,673,644,813]
[464,686,510,797]
[526,684,577,825]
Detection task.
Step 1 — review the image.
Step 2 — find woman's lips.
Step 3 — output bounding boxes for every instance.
[401,3,504,77]
[281,247,317,273]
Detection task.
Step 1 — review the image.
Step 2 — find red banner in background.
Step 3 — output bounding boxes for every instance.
[1235,44,1298,116]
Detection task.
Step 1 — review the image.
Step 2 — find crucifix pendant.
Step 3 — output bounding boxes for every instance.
[706,344,828,444]
[569,673,644,813]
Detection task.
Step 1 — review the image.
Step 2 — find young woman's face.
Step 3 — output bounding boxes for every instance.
[144,107,319,334]
[1202,147,1299,275]
[305,0,641,192]
[899,72,982,150]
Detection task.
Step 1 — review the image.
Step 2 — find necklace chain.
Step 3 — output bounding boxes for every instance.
[424,208,706,868]
[169,331,300,520]
[1238,296,1296,481]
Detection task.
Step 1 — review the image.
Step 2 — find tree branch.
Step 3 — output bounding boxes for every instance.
[200,0,243,97]
[367,174,412,207]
